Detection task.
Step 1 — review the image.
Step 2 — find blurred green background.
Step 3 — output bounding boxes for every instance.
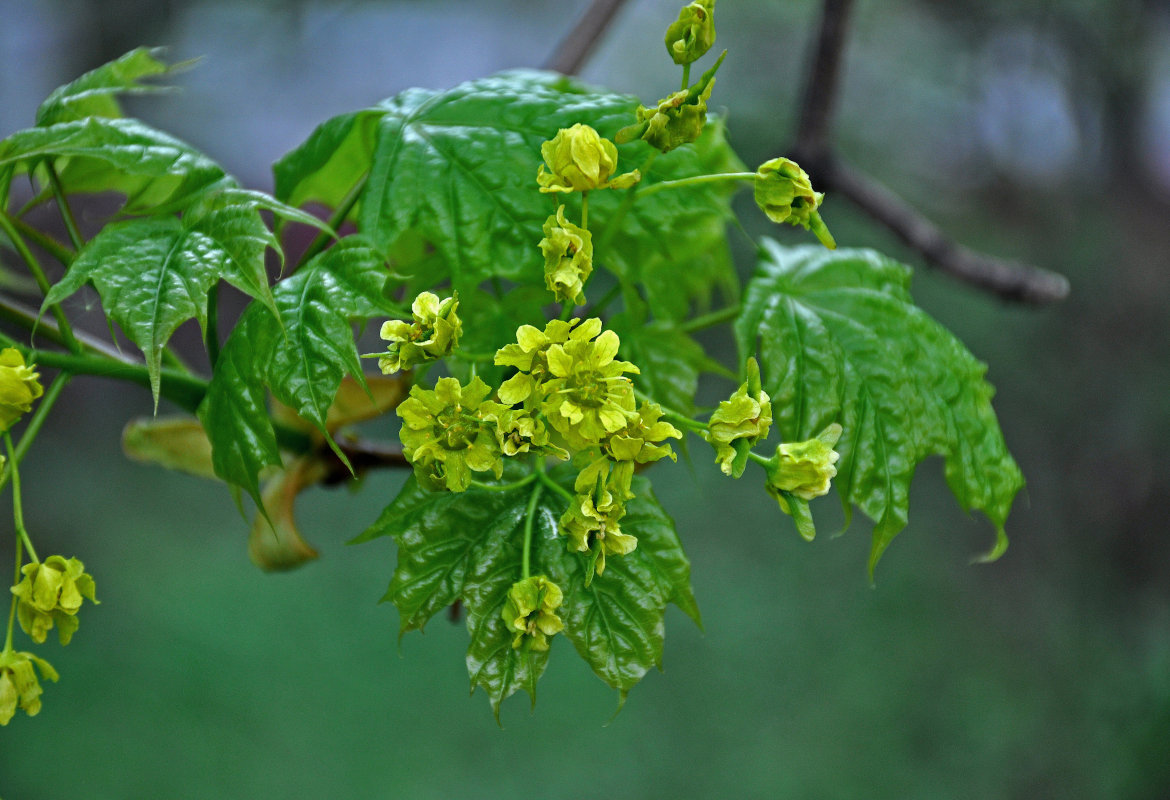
[2,1,1169,797]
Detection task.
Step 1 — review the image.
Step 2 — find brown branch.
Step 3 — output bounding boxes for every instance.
[790,0,1070,305]
[823,158,1071,303]
[543,0,631,76]
[794,0,855,162]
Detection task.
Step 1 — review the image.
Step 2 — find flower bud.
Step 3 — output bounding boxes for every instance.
[665,0,716,66]
[539,206,593,305]
[536,124,640,194]
[377,292,462,374]
[501,575,564,652]
[753,157,836,249]
[11,555,98,645]
[765,423,843,506]
[0,348,43,431]
[0,650,58,725]
[706,358,772,477]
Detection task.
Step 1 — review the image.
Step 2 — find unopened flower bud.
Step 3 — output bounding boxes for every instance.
[665,0,716,66]
[0,348,43,431]
[754,157,836,249]
[765,423,843,507]
[536,124,640,194]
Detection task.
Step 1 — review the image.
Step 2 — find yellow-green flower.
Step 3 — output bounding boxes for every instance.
[561,470,636,580]
[664,0,716,65]
[637,83,713,153]
[540,329,640,450]
[0,348,43,431]
[706,358,773,477]
[11,555,98,645]
[494,317,603,406]
[501,575,564,652]
[0,649,57,725]
[376,292,462,374]
[396,377,504,492]
[539,206,593,305]
[536,124,640,194]
[765,423,843,511]
[605,401,683,465]
[753,157,836,249]
[480,405,568,460]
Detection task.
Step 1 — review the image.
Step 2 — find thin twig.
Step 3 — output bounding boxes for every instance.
[794,0,855,162]
[823,158,1070,303]
[789,0,1069,305]
[543,0,631,76]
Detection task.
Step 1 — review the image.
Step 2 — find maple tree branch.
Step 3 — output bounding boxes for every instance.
[543,0,631,76]
[790,0,1069,304]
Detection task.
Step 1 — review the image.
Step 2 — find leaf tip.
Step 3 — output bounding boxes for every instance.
[970,524,1009,565]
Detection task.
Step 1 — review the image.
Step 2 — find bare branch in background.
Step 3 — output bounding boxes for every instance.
[824,158,1071,303]
[794,0,855,163]
[543,0,631,76]
[791,0,1070,305]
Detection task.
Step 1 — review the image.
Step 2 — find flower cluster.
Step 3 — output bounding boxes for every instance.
[376,292,462,374]
[493,318,680,578]
[11,555,98,645]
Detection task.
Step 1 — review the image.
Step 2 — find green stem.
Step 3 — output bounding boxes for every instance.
[0,212,82,354]
[679,304,742,333]
[636,172,757,198]
[681,63,691,91]
[633,388,707,433]
[521,483,544,580]
[46,163,85,252]
[4,433,37,564]
[748,450,774,468]
[469,473,538,493]
[581,192,589,231]
[0,375,69,499]
[534,459,574,504]
[17,347,207,415]
[9,216,74,266]
[205,283,221,369]
[294,174,366,271]
[5,530,18,652]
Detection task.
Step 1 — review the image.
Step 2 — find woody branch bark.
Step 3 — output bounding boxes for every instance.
[789,0,1069,304]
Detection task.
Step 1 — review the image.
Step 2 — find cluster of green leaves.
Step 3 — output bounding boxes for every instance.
[0,37,1023,720]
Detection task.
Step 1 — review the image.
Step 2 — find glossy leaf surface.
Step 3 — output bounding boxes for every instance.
[198,239,397,502]
[0,117,228,213]
[273,70,740,317]
[357,470,697,715]
[735,242,1024,574]
[36,47,179,126]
